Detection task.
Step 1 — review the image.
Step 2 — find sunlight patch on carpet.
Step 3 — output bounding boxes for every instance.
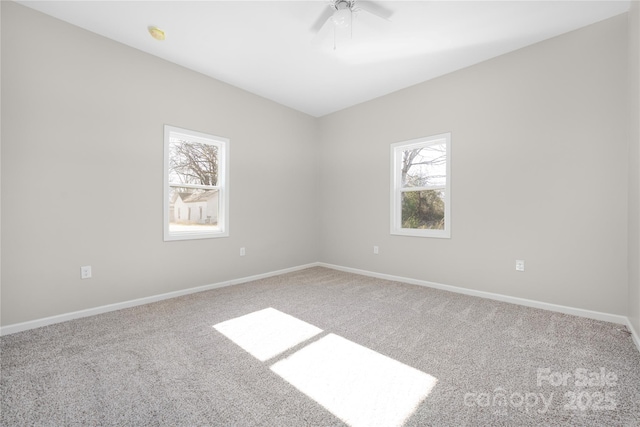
[213,307,323,361]
[215,309,437,426]
[270,333,437,427]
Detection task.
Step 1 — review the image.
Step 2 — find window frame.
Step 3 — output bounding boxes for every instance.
[390,133,451,238]
[163,125,229,241]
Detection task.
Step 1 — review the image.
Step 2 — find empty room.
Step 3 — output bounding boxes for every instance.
[2,0,639,425]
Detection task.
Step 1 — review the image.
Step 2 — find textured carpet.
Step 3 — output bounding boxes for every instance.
[1,267,639,426]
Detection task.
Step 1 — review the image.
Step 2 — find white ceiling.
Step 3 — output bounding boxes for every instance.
[18,1,631,117]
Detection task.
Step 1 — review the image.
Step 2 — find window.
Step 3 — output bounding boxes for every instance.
[390,133,451,238]
[164,125,229,241]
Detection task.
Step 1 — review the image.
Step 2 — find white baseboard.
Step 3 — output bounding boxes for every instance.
[627,319,640,353]
[2,261,638,354]
[318,263,630,325]
[0,262,320,336]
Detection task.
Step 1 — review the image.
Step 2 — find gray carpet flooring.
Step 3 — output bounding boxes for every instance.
[1,266,639,426]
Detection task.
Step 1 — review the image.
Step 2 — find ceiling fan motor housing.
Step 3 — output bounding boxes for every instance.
[333,0,353,10]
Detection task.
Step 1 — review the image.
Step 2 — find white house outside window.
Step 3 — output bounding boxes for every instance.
[164,125,229,241]
[391,133,451,238]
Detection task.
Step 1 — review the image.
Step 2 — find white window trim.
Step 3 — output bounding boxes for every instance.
[164,125,230,241]
[390,133,451,238]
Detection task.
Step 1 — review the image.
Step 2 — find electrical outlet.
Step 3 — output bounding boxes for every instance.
[240,247,246,257]
[515,260,525,272]
[80,266,92,279]
[373,246,379,255]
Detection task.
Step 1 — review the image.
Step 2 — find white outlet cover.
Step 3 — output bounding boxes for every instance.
[515,260,525,271]
[80,266,92,279]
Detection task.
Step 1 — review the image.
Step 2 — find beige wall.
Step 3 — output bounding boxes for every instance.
[319,14,630,315]
[1,2,635,327]
[629,1,640,334]
[1,2,320,326]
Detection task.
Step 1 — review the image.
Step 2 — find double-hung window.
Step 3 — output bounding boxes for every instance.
[391,133,451,238]
[164,125,229,241]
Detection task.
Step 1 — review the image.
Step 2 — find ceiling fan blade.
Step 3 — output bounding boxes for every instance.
[312,15,335,45]
[311,7,335,33]
[355,1,394,21]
